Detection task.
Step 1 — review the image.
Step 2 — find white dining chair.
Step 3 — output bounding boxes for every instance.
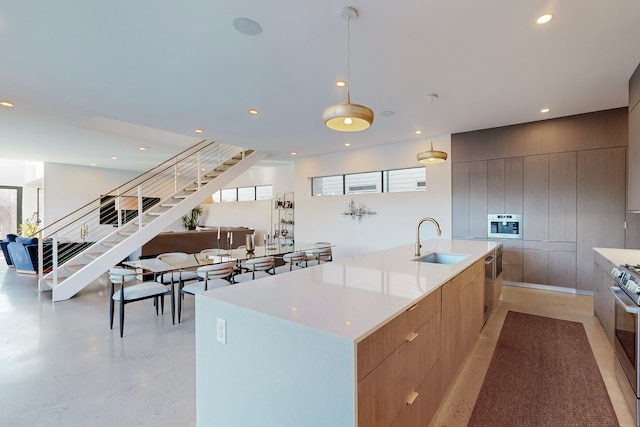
[234,256,276,283]
[109,267,174,337]
[178,261,236,323]
[274,252,308,274]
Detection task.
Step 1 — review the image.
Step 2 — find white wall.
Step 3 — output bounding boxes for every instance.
[294,136,452,260]
[43,163,138,227]
[201,162,294,241]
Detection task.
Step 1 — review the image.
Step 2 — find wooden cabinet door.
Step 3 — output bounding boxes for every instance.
[469,161,488,238]
[549,152,577,242]
[460,271,484,355]
[577,148,626,292]
[629,105,640,212]
[524,155,549,240]
[522,247,548,285]
[487,159,505,214]
[548,249,576,288]
[505,157,524,214]
[440,278,461,394]
[452,162,470,238]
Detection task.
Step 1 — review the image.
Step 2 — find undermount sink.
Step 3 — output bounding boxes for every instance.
[414,252,470,265]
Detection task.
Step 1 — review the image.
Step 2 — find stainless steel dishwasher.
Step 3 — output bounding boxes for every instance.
[484,244,503,326]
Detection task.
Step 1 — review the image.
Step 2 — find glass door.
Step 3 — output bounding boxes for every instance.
[0,186,22,237]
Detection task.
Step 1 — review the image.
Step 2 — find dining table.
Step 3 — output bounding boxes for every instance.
[122,242,334,275]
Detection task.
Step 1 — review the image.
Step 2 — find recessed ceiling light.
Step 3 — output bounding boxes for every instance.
[111,156,118,160]
[90,163,96,166]
[540,108,550,113]
[415,130,422,135]
[344,143,351,147]
[195,128,203,134]
[249,108,259,115]
[536,14,553,24]
[0,101,14,108]
[290,152,297,156]
[233,17,262,36]
[138,146,149,151]
[336,81,346,87]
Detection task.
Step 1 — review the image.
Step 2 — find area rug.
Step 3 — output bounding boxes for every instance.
[468,311,619,426]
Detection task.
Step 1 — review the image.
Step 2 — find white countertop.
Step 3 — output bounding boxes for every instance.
[200,239,499,342]
[594,247,640,267]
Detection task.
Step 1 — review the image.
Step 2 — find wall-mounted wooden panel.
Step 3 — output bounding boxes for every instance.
[452,108,628,163]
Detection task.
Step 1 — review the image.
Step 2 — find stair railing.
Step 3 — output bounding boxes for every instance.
[34,140,248,288]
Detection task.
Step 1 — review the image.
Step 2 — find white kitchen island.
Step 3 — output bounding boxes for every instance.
[195,239,499,427]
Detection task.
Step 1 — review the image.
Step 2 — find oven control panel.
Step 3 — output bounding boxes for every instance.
[612,267,640,294]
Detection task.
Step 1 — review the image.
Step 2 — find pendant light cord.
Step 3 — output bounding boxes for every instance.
[347,13,351,102]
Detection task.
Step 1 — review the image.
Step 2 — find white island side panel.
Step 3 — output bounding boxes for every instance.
[196,295,355,427]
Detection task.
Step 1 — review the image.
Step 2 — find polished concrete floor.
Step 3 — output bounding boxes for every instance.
[0,260,635,426]
[0,263,197,427]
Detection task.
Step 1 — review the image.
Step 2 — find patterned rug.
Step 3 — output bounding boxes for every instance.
[468,311,619,426]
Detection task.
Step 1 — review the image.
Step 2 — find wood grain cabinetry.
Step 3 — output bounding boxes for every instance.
[440,260,484,394]
[524,155,549,240]
[356,259,484,427]
[452,162,470,238]
[593,251,616,344]
[629,62,640,212]
[469,161,488,238]
[357,289,441,427]
[487,157,524,215]
[453,161,488,239]
[522,241,576,288]
[577,148,626,292]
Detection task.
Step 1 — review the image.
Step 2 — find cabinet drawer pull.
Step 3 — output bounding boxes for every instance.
[407,391,419,405]
[406,332,419,342]
[408,303,419,312]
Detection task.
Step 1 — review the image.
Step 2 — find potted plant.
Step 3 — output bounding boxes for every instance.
[18,214,41,237]
[182,205,205,230]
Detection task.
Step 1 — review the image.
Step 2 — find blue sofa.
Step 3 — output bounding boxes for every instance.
[0,234,18,267]
[7,237,93,274]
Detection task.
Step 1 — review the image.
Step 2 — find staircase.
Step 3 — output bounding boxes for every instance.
[35,140,266,301]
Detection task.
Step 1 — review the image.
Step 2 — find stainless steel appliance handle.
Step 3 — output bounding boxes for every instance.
[611,286,640,314]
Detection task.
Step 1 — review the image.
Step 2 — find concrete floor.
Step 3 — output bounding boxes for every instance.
[0,259,635,426]
[0,263,197,427]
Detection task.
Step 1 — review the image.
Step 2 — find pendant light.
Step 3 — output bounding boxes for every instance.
[417,94,448,164]
[322,7,374,132]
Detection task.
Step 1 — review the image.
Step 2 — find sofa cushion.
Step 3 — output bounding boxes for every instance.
[16,236,38,245]
[5,234,18,242]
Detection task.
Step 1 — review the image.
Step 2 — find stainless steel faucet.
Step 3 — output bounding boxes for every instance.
[415,217,442,256]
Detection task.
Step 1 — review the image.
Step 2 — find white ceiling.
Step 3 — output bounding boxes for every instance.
[1,1,640,171]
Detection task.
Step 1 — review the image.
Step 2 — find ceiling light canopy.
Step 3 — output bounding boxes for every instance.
[416,94,448,165]
[322,7,374,133]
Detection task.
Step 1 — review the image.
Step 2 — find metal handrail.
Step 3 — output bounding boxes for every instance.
[36,140,249,291]
[37,139,214,237]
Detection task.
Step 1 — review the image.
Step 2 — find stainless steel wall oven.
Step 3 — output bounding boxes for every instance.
[487,214,522,239]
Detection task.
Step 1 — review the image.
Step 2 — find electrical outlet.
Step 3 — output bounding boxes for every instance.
[217,318,226,344]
